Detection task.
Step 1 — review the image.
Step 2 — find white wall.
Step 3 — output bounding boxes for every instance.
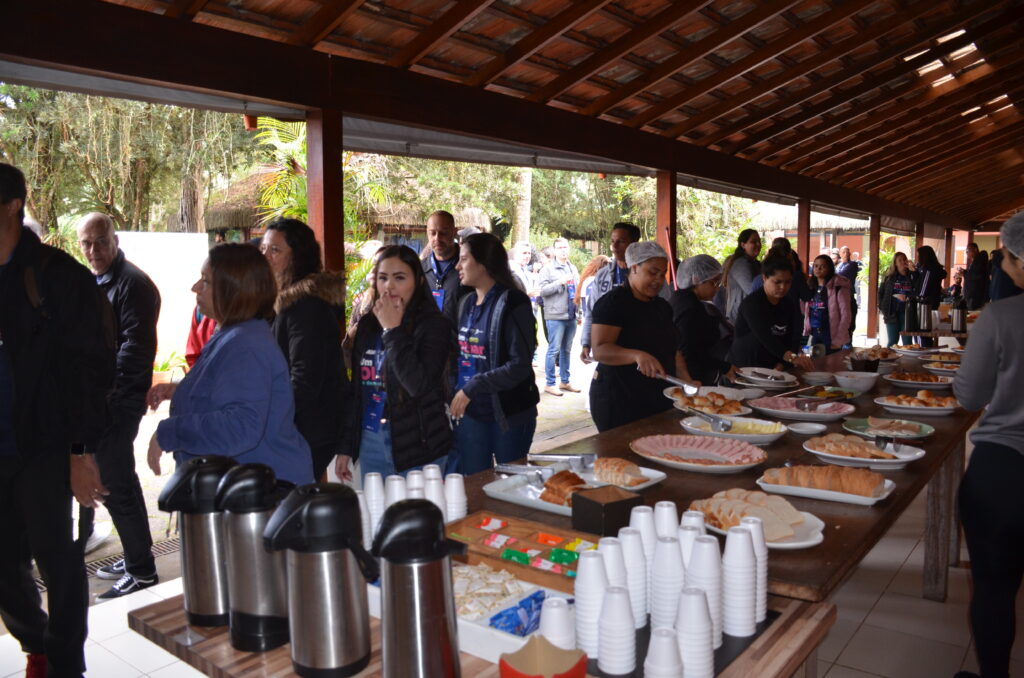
[116,232,210,363]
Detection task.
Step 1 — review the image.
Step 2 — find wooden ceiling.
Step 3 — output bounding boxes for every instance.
[102,0,1023,226]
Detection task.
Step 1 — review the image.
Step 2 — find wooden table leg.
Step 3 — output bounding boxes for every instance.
[924,444,960,601]
[948,442,965,566]
[795,649,818,678]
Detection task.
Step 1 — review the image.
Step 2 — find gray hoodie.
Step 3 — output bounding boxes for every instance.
[538,259,580,321]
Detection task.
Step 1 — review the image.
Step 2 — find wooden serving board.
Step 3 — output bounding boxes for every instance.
[447,510,601,594]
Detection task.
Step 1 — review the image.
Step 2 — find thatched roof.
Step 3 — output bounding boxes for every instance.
[205,173,263,233]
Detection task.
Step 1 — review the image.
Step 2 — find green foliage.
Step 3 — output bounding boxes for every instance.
[153,351,187,372]
[40,217,87,266]
[528,230,595,275]
[388,157,519,224]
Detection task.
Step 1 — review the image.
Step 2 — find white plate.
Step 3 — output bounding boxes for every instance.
[881,374,952,390]
[923,364,960,376]
[672,401,752,417]
[756,477,895,506]
[679,416,787,445]
[803,440,926,471]
[787,422,828,435]
[748,398,856,422]
[873,396,957,417]
[893,346,931,356]
[950,346,967,354]
[662,385,747,402]
[920,353,961,363]
[734,376,795,391]
[842,418,935,439]
[481,475,571,516]
[576,466,667,491]
[631,451,764,474]
[738,367,798,385]
[801,372,834,386]
[706,511,824,550]
[629,435,767,474]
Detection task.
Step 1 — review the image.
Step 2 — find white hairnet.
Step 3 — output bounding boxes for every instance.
[676,254,723,289]
[625,241,668,267]
[1001,212,1024,260]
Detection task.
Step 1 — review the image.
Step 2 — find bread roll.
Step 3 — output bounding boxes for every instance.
[594,457,646,487]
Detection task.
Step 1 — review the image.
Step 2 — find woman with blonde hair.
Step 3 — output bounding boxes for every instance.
[878,252,915,347]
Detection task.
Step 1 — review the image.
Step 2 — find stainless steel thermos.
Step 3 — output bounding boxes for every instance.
[373,499,461,678]
[265,483,379,678]
[214,464,293,652]
[157,455,237,627]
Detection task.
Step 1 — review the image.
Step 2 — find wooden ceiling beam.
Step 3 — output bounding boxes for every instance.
[931,177,1024,217]
[467,0,614,87]
[883,146,1023,204]
[627,0,876,130]
[663,0,935,140]
[526,1,709,104]
[581,0,798,118]
[695,2,1003,149]
[976,197,1024,224]
[286,0,364,47]
[163,0,208,20]
[386,0,495,68]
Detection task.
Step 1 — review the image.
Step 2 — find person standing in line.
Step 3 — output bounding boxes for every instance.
[836,246,861,339]
[0,163,115,678]
[75,213,161,599]
[963,242,990,310]
[262,218,349,482]
[748,238,812,338]
[450,234,539,474]
[720,229,762,324]
[538,237,580,396]
[953,213,1024,678]
[421,210,470,324]
[912,245,947,348]
[671,255,737,386]
[802,254,852,354]
[510,241,542,364]
[575,254,610,409]
[337,246,455,482]
[579,222,640,367]
[878,252,916,347]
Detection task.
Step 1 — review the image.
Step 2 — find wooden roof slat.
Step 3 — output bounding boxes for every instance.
[580,0,799,118]
[467,0,614,87]
[929,175,1024,217]
[625,0,877,131]
[526,0,710,104]
[386,0,496,68]
[883,145,1024,204]
[694,1,1004,149]
[286,0,364,47]
[163,0,207,20]
[728,6,1022,157]
[977,196,1024,224]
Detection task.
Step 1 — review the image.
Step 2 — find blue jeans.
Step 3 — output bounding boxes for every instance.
[357,425,448,483]
[454,408,537,476]
[545,319,576,386]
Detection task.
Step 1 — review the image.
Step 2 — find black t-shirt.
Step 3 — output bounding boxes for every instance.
[730,288,800,368]
[0,260,15,456]
[592,285,677,413]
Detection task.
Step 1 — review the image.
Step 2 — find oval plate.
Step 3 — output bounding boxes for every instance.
[737,367,798,386]
[923,363,960,376]
[803,440,925,471]
[679,416,787,445]
[873,396,957,417]
[756,477,895,506]
[843,417,935,439]
[629,435,766,474]
[662,385,748,402]
[882,374,952,390]
[672,401,752,417]
[706,511,824,550]
[748,397,856,422]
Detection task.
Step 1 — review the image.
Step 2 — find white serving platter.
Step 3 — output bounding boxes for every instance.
[803,440,926,471]
[706,511,825,550]
[755,476,895,506]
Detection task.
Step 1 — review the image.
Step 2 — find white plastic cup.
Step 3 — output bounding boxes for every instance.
[539,597,575,651]
[630,506,657,609]
[598,537,628,589]
[677,525,701,570]
[598,586,636,675]
[445,500,467,522]
[617,526,648,628]
[680,510,707,534]
[383,474,407,508]
[574,550,608,658]
[722,528,756,637]
[650,537,685,629]
[423,477,447,522]
[723,527,756,568]
[443,473,466,502]
[422,464,442,480]
[741,516,769,623]
[406,486,425,499]
[645,627,684,678]
[654,500,679,539]
[686,536,723,649]
[676,588,714,678]
[405,469,425,491]
[363,472,384,508]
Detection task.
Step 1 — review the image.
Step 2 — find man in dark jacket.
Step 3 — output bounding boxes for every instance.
[963,242,990,310]
[0,164,115,678]
[422,210,470,323]
[75,213,161,598]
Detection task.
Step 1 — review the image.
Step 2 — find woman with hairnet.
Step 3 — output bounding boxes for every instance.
[671,255,737,385]
[953,212,1024,678]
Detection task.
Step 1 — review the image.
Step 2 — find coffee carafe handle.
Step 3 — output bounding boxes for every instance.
[348,537,380,582]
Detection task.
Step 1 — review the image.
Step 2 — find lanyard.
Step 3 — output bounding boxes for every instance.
[613,264,627,287]
[432,255,457,289]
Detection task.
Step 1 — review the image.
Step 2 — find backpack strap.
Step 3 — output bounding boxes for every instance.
[23,247,56,319]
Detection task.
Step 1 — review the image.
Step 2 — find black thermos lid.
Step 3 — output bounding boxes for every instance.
[214,463,294,513]
[372,499,450,565]
[157,456,238,514]
[264,483,365,553]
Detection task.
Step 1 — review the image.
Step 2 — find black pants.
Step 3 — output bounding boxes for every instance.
[0,452,88,677]
[79,411,155,577]
[959,441,1024,678]
[310,443,336,483]
[589,374,669,433]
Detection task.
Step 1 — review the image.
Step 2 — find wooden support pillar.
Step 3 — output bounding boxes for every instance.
[915,221,925,248]
[867,214,881,340]
[944,228,954,286]
[656,170,677,284]
[307,108,344,272]
[797,198,811,274]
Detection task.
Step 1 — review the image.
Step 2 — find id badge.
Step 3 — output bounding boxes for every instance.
[432,288,446,311]
[363,391,386,433]
[457,358,475,390]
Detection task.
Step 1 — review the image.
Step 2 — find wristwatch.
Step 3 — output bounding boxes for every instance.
[783,350,795,364]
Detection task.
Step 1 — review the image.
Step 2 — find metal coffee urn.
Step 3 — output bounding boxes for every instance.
[215,464,293,652]
[951,298,968,334]
[157,455,237,627]
[373,499,461,678]
[264,483,379,678]
[916,296,934,332]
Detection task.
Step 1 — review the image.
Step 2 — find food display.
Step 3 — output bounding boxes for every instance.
[452,563,534,619]
[801,387,857,399]
[592,457,647,487]
[679,416,786,445]
[805,433,895,459]
[886,371,952,385]
[670,390,746,415]
[852,345,899,361]
[689,418,783,435]
[878,391,957,408]
[629,434,767,473]
[748,396,855,422]
[924,361,960,371]
[538,470,589,507]
[843,417,934,439]
[761,465,885,497]
[688,489,803,542]
[921,353,960,363]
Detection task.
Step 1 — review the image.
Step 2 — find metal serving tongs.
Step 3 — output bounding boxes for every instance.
[661,374,700,396]
[795,391,845,412]
[686,407,733,433]
[872,436,903,454]
[750,369,787,381]
[525,453,596,473]
[493,463,553,487]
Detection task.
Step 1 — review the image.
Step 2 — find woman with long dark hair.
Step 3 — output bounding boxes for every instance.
[802,255,852,353]
[261,218,348,481]
[449,233,539,474]
[336,245,455,481]
[720,229,762,323]
[878,252,916,347]
[913,245,947,347]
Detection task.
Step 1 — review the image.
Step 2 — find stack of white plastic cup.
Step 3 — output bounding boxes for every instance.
[598,537,628,589]
[444,473,467,521]
[675,587,715,678]
[363,472,385,540]
[630,506,657,612]
[405,470,425,498]
[574,551,608,660]
[677,525,701,571]
[598,586,636,675]
[680,510,707,535]
[423,476,447,522]
[617,527,647,629]
[538,597,575,651]
[722,527,757,638]
[644,627,684,678]
[355,490,372,550]
[740,516,769,623]
[650,537,685,629]
[685,536,723,649]
[654,501,679,539]
[383,474,407,509]
[422,464,443,481]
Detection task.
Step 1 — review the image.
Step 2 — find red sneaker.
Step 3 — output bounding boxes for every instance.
[26,653,47,678]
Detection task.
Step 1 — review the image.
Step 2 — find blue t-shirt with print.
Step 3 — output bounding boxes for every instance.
[457,287,499,421]
[359,335,388,432]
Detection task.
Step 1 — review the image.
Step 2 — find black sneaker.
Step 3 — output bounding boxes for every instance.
[97,572,158,599]
[96,559,126,580]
